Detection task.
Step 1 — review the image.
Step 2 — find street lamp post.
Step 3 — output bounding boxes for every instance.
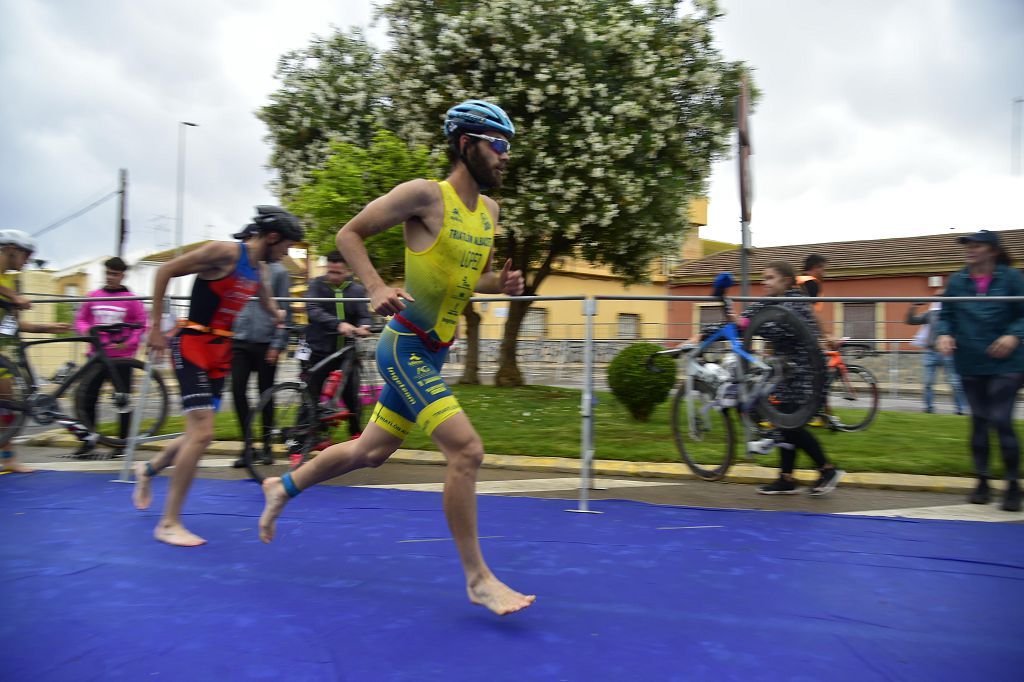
[1013,97,1023,176]
[175,121,199,259]
[174,121,198,299]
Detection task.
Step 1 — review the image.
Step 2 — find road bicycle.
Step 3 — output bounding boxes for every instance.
[648,274,825,481]
[820,341,880,432]
[0,308,169,453]
[242,327,370,482]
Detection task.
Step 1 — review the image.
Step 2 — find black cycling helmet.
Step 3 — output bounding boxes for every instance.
[252,205,304,242]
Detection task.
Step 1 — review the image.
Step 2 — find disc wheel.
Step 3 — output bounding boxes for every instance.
[740,305,825,430]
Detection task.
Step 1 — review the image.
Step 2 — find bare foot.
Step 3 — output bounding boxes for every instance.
[154,521,207,547]
[467,576,536,615]
[2,461,34,473]
[259,477,289,543]
[132,462,152,510]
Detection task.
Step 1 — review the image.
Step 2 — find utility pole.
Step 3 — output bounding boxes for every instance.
[737,74,752,296]
[116,169,128,258]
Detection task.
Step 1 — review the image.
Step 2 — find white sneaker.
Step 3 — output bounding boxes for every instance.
[747,438,776,455]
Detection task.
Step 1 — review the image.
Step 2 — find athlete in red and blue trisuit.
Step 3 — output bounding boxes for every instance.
[133,206,303,547]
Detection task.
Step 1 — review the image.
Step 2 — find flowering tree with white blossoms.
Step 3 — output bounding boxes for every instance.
[260,0,749,385]
[259,28,385,199]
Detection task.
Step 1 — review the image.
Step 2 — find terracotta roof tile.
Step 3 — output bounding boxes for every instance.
[670,229,1024,284]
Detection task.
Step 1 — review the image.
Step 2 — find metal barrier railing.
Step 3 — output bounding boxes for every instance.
[16,293,1024,514]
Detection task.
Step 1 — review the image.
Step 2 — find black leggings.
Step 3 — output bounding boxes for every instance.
[961,372,1023,481]
[79,361,134,439]
[777,427,830,475]
[231,341,279,439]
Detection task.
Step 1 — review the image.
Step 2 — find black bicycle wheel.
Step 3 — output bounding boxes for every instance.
[244,382,317,483]
[740,305,825,430]
[827,364,879,432]
[0,354,30,449]
[74,359,170,448]
[672,378,736,481]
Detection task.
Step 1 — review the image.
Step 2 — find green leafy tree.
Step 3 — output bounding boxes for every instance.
[260,0,749,386]
[258,28,386,199]
[288,130,444,280]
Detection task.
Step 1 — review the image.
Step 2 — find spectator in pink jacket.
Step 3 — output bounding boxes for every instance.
[73,257,148,455]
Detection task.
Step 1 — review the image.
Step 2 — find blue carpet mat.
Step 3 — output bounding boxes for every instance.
[1,471,1022,681]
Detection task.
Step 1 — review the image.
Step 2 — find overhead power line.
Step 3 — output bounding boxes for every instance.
[33,189,120,238]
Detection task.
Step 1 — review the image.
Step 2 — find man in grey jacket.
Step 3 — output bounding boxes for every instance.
[231,224,292,466]
[907,294,966,415]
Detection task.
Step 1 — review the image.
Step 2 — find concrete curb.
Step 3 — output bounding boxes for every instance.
[25,432,977,494]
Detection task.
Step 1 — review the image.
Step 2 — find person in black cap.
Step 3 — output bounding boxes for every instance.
[937,230,1024,512]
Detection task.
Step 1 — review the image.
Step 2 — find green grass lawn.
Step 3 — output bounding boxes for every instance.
[151,384,1016,478]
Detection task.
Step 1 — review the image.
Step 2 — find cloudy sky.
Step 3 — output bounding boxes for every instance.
[2,0,1022,270]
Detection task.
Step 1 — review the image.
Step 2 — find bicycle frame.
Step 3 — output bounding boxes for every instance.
[16,336,132,402]
[683,323,770,439]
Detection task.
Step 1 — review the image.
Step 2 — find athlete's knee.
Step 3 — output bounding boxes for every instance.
[362,442,395,469]
[186,411,216,445]
[444,433,484,472]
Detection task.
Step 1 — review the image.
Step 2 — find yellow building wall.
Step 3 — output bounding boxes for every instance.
[467,197,708,342]
[473,273,667,341]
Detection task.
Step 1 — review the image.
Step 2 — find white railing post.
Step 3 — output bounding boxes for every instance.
[569,296,601,514]
[114,351,155,483]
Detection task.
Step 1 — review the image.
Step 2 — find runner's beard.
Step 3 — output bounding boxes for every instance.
[464,143,502,191]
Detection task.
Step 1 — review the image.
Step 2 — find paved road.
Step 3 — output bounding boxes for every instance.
[12,444,1021,523]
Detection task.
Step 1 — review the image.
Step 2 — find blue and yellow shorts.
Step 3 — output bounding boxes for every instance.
[368,320,462,439]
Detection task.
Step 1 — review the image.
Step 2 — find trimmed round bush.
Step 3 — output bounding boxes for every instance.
[607,342,677,422]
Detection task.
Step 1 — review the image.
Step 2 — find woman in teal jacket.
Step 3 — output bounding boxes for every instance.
[937,230,1024,512]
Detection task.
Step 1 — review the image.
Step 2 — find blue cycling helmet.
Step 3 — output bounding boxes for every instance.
[443,100,515,139]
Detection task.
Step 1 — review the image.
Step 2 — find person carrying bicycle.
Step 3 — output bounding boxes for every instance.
[258,99,535,616]
[73,256,148,456]
[132,207,300,547]
[302,249,372,442]
[0,230,71,473]
[686,260,843,495]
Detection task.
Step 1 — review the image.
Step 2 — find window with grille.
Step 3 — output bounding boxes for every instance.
[520,307,548,339]
[843,303,875,341]
[618,313,640,339]
[698,305,725,325]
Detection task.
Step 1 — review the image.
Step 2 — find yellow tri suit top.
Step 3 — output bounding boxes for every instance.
[399,180,495,343]
[0,273,15,301]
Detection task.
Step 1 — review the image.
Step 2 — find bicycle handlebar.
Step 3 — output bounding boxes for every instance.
[89,322,142,335]
[646,345,694,372]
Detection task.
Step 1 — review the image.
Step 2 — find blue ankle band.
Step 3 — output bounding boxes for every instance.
[281,472,301,498]
[1,450,12,460]
[145,462,157,478]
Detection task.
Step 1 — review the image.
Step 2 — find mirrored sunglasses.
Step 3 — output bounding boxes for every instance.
[465,132,511,155]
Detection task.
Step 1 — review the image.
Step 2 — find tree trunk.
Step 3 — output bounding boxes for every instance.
[458,304,481,384]
[495,299,530,386]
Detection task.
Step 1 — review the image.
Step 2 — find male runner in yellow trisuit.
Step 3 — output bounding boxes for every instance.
[259,100,534,616]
